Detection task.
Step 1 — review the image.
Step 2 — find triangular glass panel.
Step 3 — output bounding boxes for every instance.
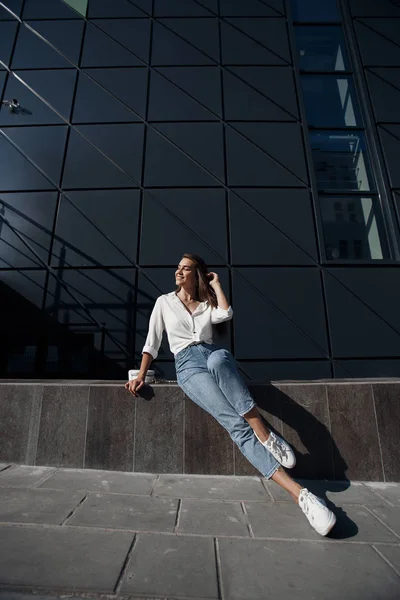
[27,20,85,64]
[13,69,77,120]
[5,126,68,185]
[23,0,83,18]
[81,23,142,67]
[144,128,218,186]
[154,123,224,182]
[149,71,215,120]
[225,127,305,187]
[0,0,22,17]
[0,21,18,66]
[93,18,151,63]
[156,66,222,117]
[12,26,72,68]
[0,74,68,125]
[232,122,308,182]
[225,17,290,62]
[227,66,298,118]
[159,18,219,61]
[152,21,214,65]
[88,0,144,18]
[72,73,139,123]
[75,123,144,181]
[64,0,88,17]
[221,21,286,65]
[85,67,148,119]
[62,129,135,189]
[0,135,56,190]
[223,70,295,121]
[220,0,283,17]
[0,192,57,268]
[154,0,214,16]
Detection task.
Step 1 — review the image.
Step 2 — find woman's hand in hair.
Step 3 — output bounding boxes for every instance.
[207,272,220,288]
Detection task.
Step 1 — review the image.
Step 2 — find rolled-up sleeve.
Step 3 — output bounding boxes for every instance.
[211,305,233,324]
[142,297,165,360]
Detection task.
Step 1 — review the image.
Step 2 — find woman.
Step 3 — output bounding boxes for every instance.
[125,253,336,536]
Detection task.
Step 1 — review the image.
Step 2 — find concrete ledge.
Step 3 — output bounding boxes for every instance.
[0,380,399,481]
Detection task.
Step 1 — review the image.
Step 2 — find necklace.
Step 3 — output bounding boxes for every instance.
[177,293,197,306]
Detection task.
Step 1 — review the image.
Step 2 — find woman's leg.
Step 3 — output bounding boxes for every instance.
[242,406,272,442]
[206,348,296,469]
[178,370,280,481]
[271,467,303,503]
[206,349,272,441]
[178,370,336,535]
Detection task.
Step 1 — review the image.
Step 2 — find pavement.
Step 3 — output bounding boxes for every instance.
[0,464,399,600]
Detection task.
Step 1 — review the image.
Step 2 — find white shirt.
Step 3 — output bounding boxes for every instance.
[142,291,233,359]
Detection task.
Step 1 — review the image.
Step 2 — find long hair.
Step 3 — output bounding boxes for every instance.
[174,253,218,307]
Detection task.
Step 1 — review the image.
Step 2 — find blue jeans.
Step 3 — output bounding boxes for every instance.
[175,342,280,479]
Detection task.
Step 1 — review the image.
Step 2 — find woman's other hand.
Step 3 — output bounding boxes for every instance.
[125,376,145,397]
[207,271,220,287]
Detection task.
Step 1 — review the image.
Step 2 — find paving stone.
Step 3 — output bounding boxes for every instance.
[331,505,399,542]
[244,501,321,539]
[0,466,56,488]
[374,545,400,575]
[365,482,400,506]
[154,474,270,501]
[265,480,389,506]
[0,488,85,524]
[120,532,219,598]
[244,499,398,542]
[217,538,400,599]
[178,498,249,536]
[369,506,400,538]
[0,594,90,600]
[68,493,178,532]
[38,468,156,494]
[0,524,133,590]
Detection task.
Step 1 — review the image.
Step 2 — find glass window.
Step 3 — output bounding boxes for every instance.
[309,131,375,192]
[295,26,350,71]
[291,0,340,22]
[321,196,389,260]
[301,76,362,127]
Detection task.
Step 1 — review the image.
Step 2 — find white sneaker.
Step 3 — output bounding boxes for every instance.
[255,431,296,469]
[298,488,336,536]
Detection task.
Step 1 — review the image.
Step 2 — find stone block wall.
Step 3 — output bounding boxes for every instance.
[0,381,399,481]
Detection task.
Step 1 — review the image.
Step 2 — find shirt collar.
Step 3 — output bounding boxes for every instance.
[169,290,208,312]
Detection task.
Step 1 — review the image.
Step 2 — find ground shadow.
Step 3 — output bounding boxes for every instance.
[254,385,358,539]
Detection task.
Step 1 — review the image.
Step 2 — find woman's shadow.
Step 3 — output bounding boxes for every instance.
[137,378,358,539]
[253,384,358,540]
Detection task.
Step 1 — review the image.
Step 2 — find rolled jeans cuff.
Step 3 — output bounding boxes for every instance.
[238,400,257,417]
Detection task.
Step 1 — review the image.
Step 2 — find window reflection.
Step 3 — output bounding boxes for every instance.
[295,26,349,71]
[310,131,375,192]
[301,76,361,127]
[291,0,340,22]
[321,196,388,260]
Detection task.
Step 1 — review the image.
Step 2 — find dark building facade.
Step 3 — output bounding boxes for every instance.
[1,0,400,381]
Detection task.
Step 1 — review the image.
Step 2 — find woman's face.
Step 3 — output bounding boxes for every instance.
[175,257,196,288]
